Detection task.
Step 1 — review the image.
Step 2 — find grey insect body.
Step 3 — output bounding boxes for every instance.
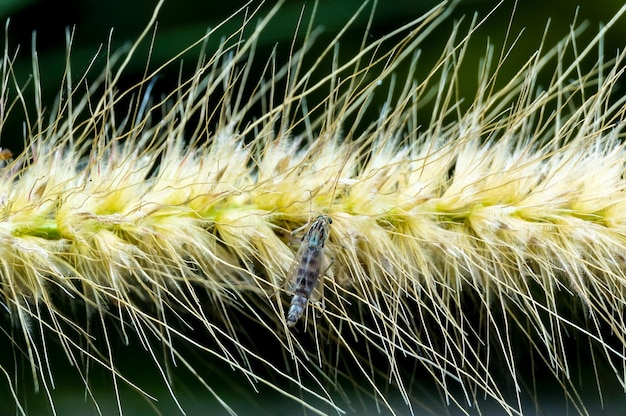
[286,215,332,327]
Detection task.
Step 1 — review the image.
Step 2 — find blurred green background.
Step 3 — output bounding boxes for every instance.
[1,0,624,151]
[0,1,625,415]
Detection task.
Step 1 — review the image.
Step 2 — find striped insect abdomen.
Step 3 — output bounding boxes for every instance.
[286,247,324,327]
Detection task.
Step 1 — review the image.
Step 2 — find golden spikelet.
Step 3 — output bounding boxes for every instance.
[1,1,626,414]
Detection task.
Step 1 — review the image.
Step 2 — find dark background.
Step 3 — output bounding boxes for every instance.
[1,0,625,150]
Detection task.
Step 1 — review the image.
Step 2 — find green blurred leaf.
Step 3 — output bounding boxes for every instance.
[0,0,38,19]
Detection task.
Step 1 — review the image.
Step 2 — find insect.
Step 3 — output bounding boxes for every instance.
[285,214,332,328]
[0,148,12,168]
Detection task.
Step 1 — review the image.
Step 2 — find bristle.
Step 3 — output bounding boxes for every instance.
[1,1,626,415]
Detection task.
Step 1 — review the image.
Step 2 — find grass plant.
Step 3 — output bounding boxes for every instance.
[1,1,626,414]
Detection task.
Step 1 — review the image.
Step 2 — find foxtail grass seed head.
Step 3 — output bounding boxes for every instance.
[1,0,626,414]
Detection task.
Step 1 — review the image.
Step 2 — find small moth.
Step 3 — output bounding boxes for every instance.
[285,215,332,327]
